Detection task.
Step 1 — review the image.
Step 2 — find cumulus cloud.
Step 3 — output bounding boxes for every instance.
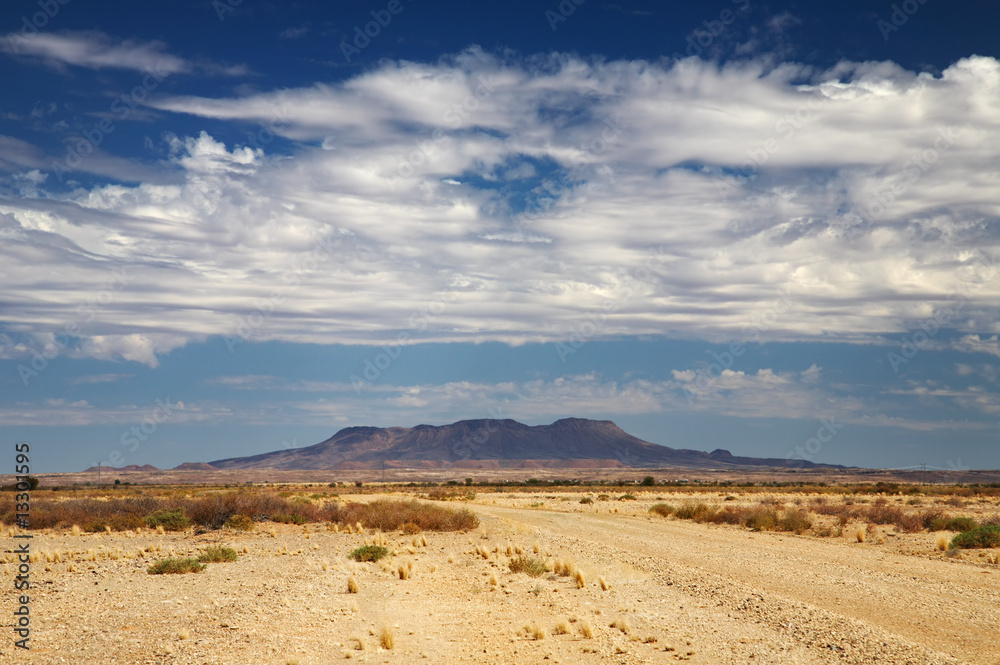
[1,51,999,363]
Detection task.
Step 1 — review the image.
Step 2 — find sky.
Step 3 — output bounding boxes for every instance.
[1,0,999,473]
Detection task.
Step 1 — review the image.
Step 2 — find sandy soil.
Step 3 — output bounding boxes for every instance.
[3,492,999,664]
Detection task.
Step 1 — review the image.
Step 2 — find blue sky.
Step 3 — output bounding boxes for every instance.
[2,0,999,472]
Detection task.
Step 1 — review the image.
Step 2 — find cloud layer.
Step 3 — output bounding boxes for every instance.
[2,50,999,365]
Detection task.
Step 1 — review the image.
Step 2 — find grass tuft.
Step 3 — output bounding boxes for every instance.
[508,555,548,577]
[347,576,359,593]
[147,557,205,575]
[349,545,389,562]
[197,546,238,563]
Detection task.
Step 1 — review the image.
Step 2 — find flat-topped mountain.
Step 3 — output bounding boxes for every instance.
[206,418,840,470]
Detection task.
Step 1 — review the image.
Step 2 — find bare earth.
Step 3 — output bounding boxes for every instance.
[3,492,999,664]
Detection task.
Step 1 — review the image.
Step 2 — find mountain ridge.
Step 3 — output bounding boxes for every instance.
[205,418,842,471]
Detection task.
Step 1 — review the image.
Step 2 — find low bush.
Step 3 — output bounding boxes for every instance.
[197,546,238,563]
[332,499,478,532]
[148,558,206,575]
[225,514,255,532]
[349,545,390,562]
[271,512,308,525]
[649,503,674,517]
[579,497,594,505]
[508,556,548,577]
[744,508,779,531]
[950,525,1000,549]
[144,509,191,532]
[777,509,812,534]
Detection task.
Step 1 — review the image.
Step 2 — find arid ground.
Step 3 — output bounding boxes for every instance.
[3,486,999,665]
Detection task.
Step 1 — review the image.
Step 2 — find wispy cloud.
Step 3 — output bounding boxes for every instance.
[1,51,998,365]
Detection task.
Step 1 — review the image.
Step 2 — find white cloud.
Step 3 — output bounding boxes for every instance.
[1,51,999,363]
[2,31,188,74]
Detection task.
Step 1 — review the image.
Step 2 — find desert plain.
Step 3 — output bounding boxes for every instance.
[2,477,999,665]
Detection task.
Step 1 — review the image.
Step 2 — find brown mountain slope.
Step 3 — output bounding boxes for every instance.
[206,418,842,470]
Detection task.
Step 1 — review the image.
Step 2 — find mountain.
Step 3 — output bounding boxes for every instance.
[82,463,159,472]
[206,418,841,470]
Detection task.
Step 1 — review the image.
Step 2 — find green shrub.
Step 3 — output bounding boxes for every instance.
[271,512,307,525]
[579,497,594,505]
[617,494,637,501]
[640,476,656,486]
[225,514,255,532]
[596,494,610,501]
[197,546,238,563]
[649,503,674,517]
[147,558,206,574]
[950,525,1000,549]
[144,509,191,532]
[508,556,548,577]
[350,545,390,562]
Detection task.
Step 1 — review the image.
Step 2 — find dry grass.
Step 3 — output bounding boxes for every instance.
[574,569,586,588]
[553,619,571,635]
[579,621,594,638]
[610,618,631,635]
[936,534,949,551]
[599,576,610,591]
[347,576,359,593]
[508,555,548,577]
[379,625,395,650]
[524,622,546,640]
[856,527,866,543]
[397,563,410,580]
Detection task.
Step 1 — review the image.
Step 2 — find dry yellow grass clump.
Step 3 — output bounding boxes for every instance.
[553,619,571,635]
[524,622,546,640]
[856,527,866,543]
[580,621,594,638]
[347,576,359,593]
[379,625,395,650]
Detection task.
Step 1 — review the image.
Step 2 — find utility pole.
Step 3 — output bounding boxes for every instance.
[98,462,101,486]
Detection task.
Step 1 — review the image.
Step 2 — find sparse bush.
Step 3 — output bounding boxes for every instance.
[579,497,593,505]
[649,503,674,517]
[776,509,812,534]
[617,494,637,501]
[147,558,206,575]
[508,556,548,578]
[144,510,191,532]
[400,521,422,534]
[197,546,238,563]
[349,545,389,562]
[950,525,1000,549]
[225,514,255,532]
[596,494,610,501]
[331,499,478,532]
[743,508,779,531]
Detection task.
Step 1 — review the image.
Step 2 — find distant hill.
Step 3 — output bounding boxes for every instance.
[82,463,159,472]
[205,418,842,470]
